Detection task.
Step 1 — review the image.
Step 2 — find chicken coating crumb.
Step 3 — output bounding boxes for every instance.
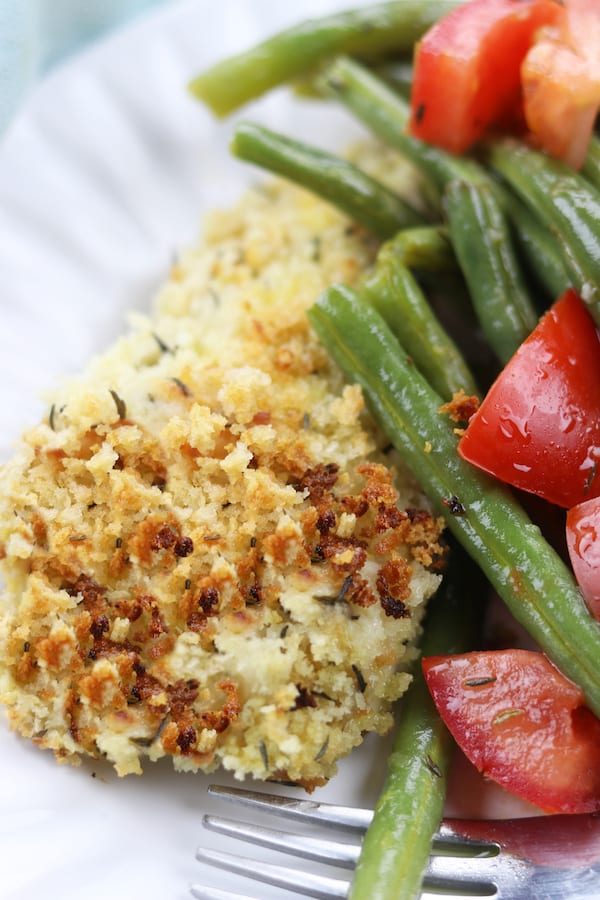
[0,168,446,787]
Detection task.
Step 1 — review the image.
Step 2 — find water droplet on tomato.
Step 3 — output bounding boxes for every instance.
[533,350,552,380]
[558,406,579,434]
[579,446,600,473]
[513,463,532,473]
[498,405,532,441]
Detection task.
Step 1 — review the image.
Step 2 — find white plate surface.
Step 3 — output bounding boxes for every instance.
[0,3,534,898]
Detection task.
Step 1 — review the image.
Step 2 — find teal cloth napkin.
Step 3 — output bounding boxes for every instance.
[0,0,171,133]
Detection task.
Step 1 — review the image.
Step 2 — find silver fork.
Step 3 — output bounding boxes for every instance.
[191,784,600,900]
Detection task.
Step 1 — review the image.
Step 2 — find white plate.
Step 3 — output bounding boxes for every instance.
[0,3,534,898]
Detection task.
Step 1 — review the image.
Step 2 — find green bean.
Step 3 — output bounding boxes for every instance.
[290,71,332,101]
[230,121,425,238]
[350,542,485,900]
[296,56,415,102]
[444,180,539,364]
[361,235,478,398]
[582,135,600,192]
[321,57,570,297]
[372,59,414,100]
[188,1,462,117]
[321,56,483,193]
[308,285,600,719]
[295,57,415,103]
[503,192,571,302]
[488,140,600,323]
[383,225,456,273]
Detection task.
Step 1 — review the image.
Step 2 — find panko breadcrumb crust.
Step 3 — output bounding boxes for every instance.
[0,165,445,788]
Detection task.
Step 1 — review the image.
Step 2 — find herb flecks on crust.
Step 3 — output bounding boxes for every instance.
[0,166,444,786]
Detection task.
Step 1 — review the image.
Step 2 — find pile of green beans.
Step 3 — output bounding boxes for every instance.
[308,286,600,722]
[188,1,463,116]
[189,3,600,897]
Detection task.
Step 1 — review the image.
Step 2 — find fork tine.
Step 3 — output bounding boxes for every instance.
[203,813,360,867]
[193,847,501,899]
[206,785,495,856]
[206,785,498,858]
[199,786,509,897]
[207,784,372,830]
[194,848,350,899]
[196,787,600,900]
[199,818,502,896]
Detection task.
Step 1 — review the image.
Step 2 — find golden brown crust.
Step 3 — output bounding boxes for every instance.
[0,171,445,784]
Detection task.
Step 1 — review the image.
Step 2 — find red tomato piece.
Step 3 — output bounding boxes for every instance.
[566,496,600,620]
[522,0,600,168]
[422,649,600,814]
[457,289,600,508]
[409,0,562,155]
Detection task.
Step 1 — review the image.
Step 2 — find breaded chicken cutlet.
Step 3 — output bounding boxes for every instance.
[0,166,445,787]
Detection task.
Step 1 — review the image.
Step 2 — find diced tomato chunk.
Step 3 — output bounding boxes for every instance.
[423,649,600,814]
[566,496,600,620]
[409,0,562,154]
[522,0,600,168]
[457,289,600,509]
